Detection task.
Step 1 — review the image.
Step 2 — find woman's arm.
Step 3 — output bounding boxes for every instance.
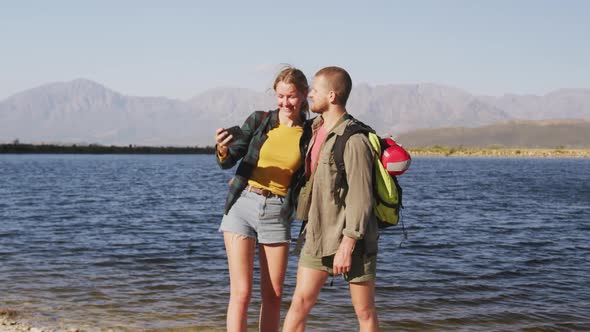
[216,111,267,169]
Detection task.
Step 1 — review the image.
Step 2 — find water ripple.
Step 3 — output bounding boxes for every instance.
[1,155,589,330]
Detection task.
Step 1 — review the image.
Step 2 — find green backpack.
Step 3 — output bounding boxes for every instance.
[332,116,405,230]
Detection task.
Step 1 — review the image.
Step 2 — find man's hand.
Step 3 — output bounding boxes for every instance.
[333,236,356,275]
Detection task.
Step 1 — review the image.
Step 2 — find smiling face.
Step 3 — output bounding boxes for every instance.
[275,81,306,117]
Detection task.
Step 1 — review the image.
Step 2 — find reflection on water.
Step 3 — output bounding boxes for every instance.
[1,155,589,331]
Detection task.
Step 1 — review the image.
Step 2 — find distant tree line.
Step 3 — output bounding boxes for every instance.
[1,142,216,154]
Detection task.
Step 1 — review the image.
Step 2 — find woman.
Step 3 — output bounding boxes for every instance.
[215,66,311,332]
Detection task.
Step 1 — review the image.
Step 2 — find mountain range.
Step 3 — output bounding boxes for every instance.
[1,79,589,146]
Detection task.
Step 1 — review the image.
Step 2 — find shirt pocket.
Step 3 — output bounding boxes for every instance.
[317,150,338,195]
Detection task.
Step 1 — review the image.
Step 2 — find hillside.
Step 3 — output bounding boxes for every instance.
[395,119,590,148]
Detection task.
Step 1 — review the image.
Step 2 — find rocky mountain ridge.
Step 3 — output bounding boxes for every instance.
[1,79,589,146]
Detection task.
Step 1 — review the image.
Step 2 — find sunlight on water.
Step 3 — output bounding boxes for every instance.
[1,155,589,331]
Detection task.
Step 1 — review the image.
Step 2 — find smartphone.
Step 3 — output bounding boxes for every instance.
[225,126,244,141]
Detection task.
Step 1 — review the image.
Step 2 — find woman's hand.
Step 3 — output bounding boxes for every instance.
[215,128,233,158]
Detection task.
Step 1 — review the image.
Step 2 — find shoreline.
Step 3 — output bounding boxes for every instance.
[0,309,81,332]
[407,147,590,158]
[1,144,590,158]
[0,309,57,332]
[0,311,110,332]
[0,143,214,154]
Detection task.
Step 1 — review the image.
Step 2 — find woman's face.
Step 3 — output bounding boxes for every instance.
[275,81,306,117]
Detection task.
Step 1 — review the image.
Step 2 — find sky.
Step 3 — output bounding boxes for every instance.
[1,0,589,100]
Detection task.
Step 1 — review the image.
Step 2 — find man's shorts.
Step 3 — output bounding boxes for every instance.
[299,245,376,283]
[219,190,290,244]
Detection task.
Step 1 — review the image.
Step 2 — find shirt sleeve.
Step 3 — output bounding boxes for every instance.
[216,111,262,169]
[342,134,375,240]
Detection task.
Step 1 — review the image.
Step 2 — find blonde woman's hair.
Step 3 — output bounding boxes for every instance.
[273,66,309,113]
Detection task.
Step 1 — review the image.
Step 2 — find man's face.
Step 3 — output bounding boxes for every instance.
[309,75,331,114]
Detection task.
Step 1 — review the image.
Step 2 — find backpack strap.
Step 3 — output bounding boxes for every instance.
[332,119,372,205]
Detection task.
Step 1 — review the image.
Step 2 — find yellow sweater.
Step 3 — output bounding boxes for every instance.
[248,124,303,196]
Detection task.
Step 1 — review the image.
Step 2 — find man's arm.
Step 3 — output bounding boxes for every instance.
[333,134,374,274]
[342,134,375,239]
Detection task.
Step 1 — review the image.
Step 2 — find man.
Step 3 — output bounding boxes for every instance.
[283,66,379,331]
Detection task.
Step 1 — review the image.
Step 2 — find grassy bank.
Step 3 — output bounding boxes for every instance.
[407,146,590,158]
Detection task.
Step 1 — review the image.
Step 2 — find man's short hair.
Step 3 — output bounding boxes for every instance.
[315,66,352,106]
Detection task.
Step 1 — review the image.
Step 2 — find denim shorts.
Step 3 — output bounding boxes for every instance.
[219,190,290,244]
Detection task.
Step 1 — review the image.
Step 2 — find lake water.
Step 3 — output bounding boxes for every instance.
[1,155,589,331]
